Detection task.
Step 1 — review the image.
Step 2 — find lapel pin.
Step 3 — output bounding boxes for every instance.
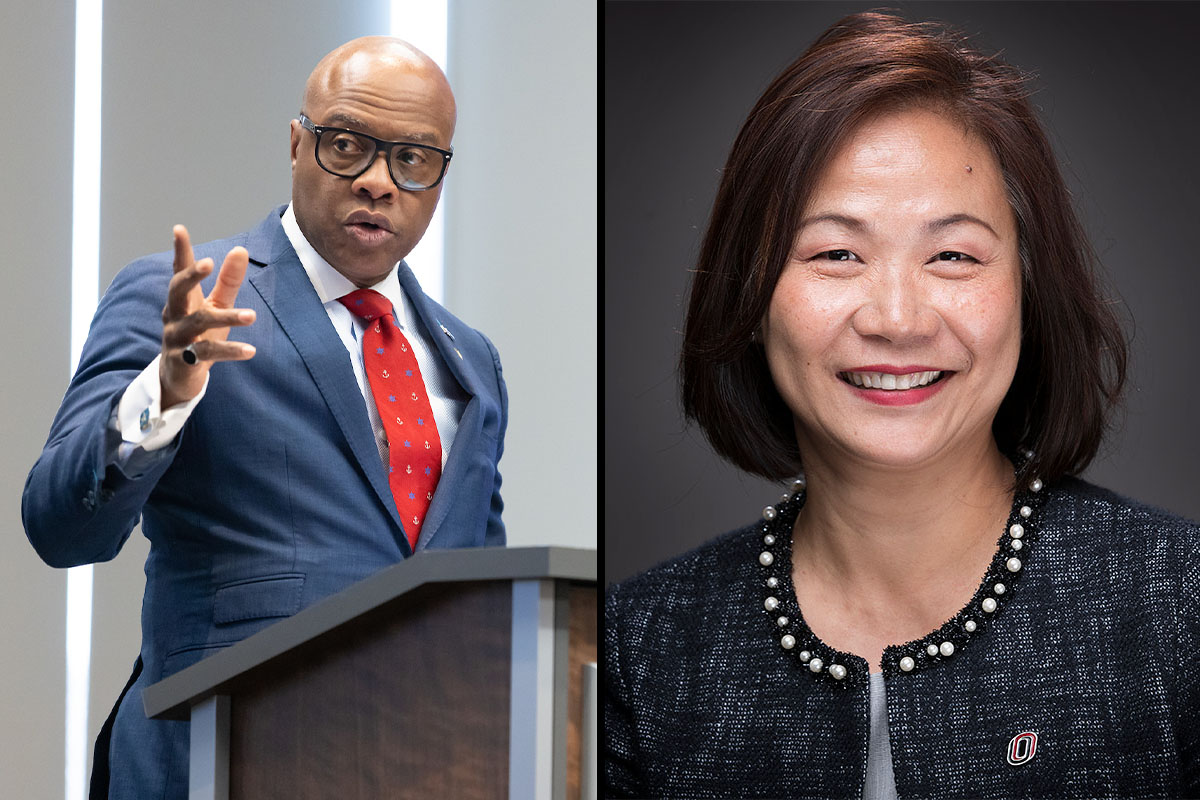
[1006,731,1038,766]
[435,318,455,341]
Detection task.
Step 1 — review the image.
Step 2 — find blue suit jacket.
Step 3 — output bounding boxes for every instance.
[22,207,507,798]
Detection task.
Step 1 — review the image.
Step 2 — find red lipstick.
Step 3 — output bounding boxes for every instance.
[839,366,952,407]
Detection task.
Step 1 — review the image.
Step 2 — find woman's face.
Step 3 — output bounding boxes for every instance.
[762,106,1022,470]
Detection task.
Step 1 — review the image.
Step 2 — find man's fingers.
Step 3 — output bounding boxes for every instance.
[209,246,250,309]
[171,225,195,275]
[164,257,213,321]
[174,339,256,364]
[160,229,254,407]
[163,306,257,344]
[165,239,249,322]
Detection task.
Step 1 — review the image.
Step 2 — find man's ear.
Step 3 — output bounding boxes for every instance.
[289,119,302,172]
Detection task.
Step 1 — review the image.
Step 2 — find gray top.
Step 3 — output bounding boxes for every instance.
[864,672,899,800]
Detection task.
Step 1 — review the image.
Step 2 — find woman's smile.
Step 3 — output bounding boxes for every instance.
[838,367,953,406]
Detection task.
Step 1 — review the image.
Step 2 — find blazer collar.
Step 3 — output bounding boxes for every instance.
[243,206,490,554]
[245,205,294,268]
[252,206,477,399]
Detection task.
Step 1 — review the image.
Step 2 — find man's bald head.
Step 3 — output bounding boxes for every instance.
[301,37,456,138]
[289,36,458,287]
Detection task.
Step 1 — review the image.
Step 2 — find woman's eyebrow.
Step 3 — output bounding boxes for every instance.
[927,213,999,238]
[797,212,999,238]
[797,213,867,231]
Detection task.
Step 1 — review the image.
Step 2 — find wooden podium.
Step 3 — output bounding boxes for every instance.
[143,546,596,800]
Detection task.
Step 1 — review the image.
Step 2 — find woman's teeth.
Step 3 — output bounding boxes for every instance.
[841,370,943,390]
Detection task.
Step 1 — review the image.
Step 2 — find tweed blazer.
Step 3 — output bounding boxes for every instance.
[604,478,1200,798]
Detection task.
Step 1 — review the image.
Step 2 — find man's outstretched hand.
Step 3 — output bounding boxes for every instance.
[159,225,257,409]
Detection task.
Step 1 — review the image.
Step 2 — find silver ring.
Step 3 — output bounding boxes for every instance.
[181,343,198,365]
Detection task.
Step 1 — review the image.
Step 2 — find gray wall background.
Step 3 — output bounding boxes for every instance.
[4,1,595,795]
[605,1,1200,584]
[1,2,74,795]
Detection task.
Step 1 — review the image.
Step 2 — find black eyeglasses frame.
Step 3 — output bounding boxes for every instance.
[298,113,453,192]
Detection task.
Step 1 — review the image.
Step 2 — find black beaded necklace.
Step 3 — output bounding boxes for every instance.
[758,460,1047,686]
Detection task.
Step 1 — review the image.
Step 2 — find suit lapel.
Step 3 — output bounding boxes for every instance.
[395,263,485,551]
[395,262,478,396]
[419,394,483,549]
[244,211,407,547]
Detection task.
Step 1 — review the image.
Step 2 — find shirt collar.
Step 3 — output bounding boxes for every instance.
[281,203,412,330]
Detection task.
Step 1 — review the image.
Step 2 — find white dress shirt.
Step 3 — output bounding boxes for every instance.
[114,204,466,473]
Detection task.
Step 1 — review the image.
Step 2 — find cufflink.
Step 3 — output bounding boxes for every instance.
[139,408,151,432]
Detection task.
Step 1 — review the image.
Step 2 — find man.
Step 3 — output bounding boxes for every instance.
[22,37,506,798]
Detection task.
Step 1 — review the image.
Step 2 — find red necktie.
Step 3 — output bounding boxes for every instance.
[338,289,442,550]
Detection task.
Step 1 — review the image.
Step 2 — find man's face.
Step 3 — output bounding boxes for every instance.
[290,50,456,287]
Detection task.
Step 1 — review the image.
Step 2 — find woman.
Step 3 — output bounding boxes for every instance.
[604,12,1200,799]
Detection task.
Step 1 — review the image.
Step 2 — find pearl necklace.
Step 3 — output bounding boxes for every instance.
[757,463,1046,685]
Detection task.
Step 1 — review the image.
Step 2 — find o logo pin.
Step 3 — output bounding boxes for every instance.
[1006,731,1038,766]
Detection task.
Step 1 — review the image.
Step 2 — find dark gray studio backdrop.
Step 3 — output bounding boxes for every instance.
[605,1,1200,585]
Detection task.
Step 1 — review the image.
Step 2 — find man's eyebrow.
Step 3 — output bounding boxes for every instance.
[324,111,371,130]
[393,130,442,145]
[323,112,441,145]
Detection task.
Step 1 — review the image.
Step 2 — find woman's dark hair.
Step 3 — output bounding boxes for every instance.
[680,11,1127,485]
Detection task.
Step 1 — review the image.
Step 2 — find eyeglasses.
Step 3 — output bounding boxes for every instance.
[298,113,453,191]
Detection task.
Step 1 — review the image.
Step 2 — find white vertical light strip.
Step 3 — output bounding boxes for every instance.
[68,0,102,798]
[64,567,94,800]
[391,0,448,303]
[73,3,102,369]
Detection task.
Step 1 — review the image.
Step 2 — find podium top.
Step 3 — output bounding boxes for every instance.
[143,545,595,720]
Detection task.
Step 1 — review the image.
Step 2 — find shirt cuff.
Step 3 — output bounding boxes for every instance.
[115,354,209,452]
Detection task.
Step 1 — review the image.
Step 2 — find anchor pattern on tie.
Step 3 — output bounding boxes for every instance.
[339,289,441,550]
